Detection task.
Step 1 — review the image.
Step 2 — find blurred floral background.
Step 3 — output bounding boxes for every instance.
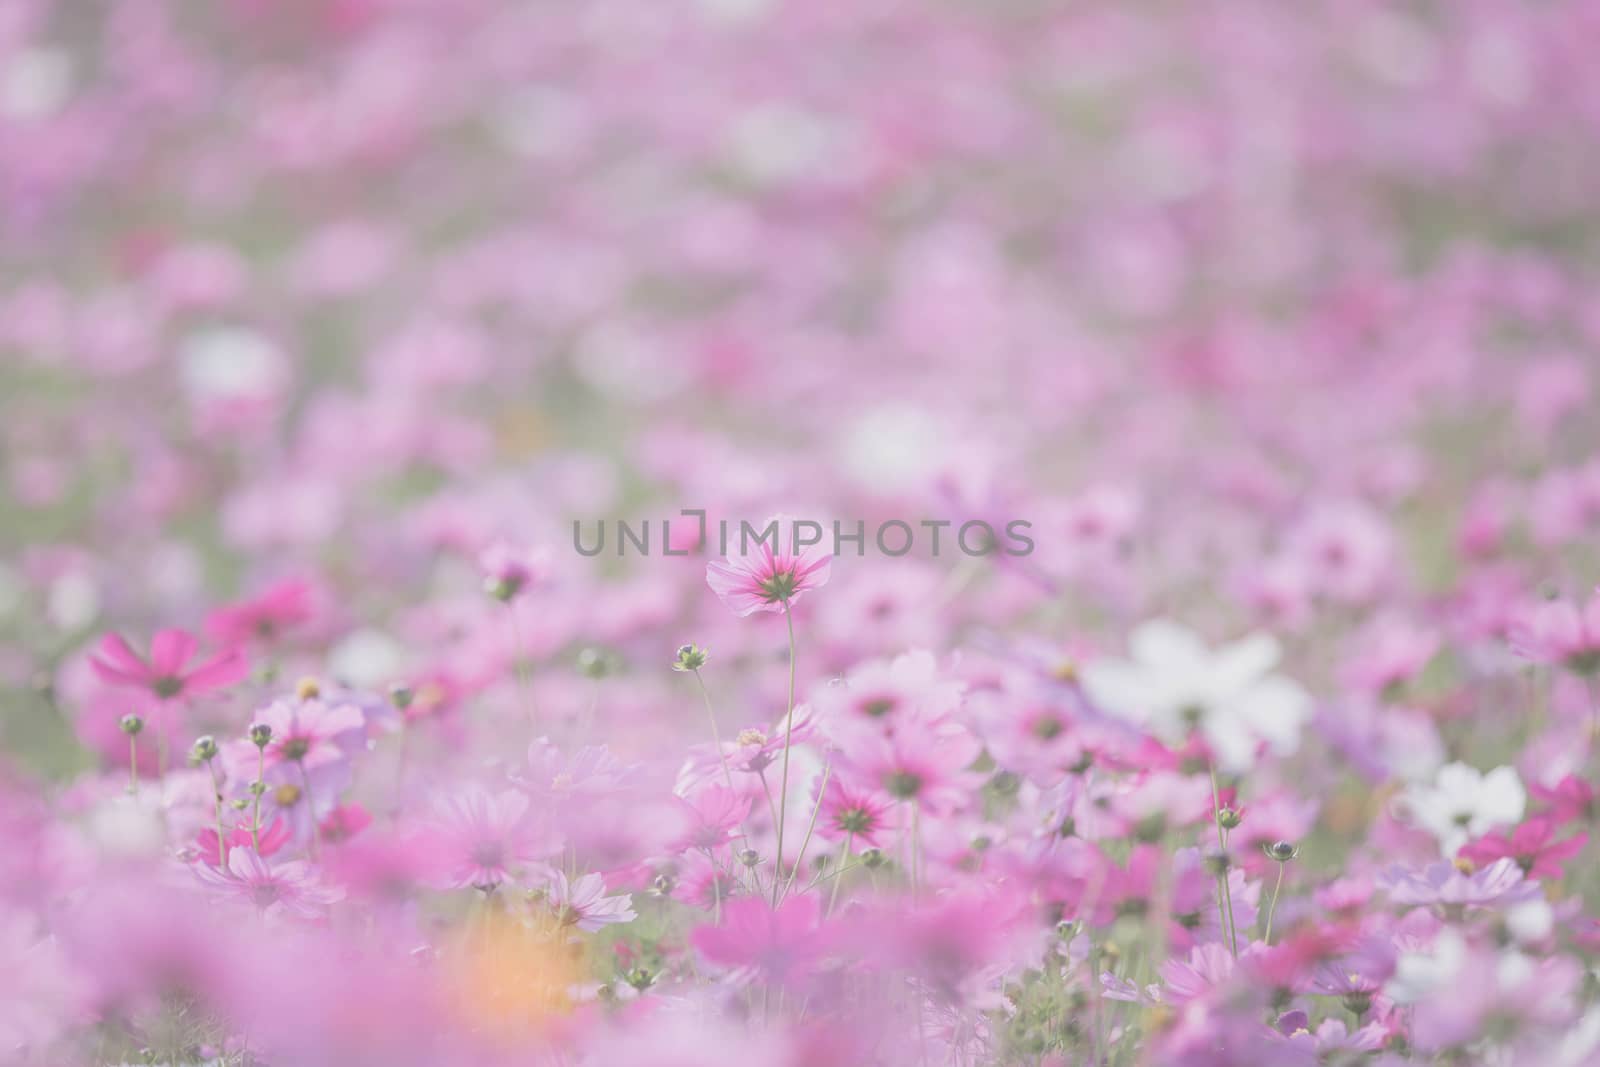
[5,1,1600,1065]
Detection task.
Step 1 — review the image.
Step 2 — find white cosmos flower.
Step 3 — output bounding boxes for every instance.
[1079,620,1312,772]
[1397,762,1525,857]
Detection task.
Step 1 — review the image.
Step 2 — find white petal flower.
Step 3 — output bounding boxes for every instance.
[1397,762,1525,856]
[1081,620,1311,772]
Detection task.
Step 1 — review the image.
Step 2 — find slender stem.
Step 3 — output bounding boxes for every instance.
[826,833,852,915]
[299,760,321,858]
[692,669,737,794]
[1207,761,1238,957]
[250,747,265,851]
[771,600,798,905]
[780,761,831,903]
[1265,862,1286,945]
[506,601,534,725]
[705,846,722,926]
[128,735,138,795]
[207,759,229,867]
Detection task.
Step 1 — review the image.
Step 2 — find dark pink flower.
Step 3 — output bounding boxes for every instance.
[206,578,316,647]
[195,816,290,867]
[813,775,897,848]
[319,803,373,845]
[90,628,248,702]
[1530,774,1596,824]
[692,893,828,988]
[1458,817,1588,880]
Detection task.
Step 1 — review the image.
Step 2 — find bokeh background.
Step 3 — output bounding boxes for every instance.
[5,3,1600,1060]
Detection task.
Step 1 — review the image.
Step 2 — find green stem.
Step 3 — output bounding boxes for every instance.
[771,599,797,906]
[693,669,737,794]
[1208,761,1239,957]
[207,758,229,867]
[1265,862,1286,945]
[780,761,830,903]
[826,833,852,915]
[128,734,138,795]
[251,747,265,851]
[299,760,321,858]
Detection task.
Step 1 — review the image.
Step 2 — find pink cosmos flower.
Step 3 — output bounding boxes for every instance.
[250,696,368,774]
[478,541,548,601]
[1379,857,1542,909]
[90,627,248,702]
[544,871,637,932]
[692,892,828,989]
[193,848,344,919]
[813,775,898,848]
[1530,774,1596,824]
[1510,589,1600,674]
[705,514,832,616]
[1457,817,1588,880]
[670,784,753,852]
[319,802,374,845]
[813,650,963,738]
[1159,942,1235,1003]
[206,578,316,647]
[426,788,558,891]
[834,714,981,813]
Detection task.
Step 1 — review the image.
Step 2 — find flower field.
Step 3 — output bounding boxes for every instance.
[4,2,1600,1064]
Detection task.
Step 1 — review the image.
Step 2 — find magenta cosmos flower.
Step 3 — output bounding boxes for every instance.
[705,514,832,616]
[206,577,316,646]
[692,892,828,989]
[90,627,248,701]
[1458,817,1588,880]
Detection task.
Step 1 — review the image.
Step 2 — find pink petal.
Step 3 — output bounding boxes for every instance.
[150,629,199,676]
[91,633,152,685]
[182,648,250,694]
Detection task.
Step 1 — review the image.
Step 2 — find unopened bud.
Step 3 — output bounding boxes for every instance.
[389,682,414,710]
[737,848,760,868]
[248,723,273,748]
[1263,840,1300,862]
[672,644,709,672]
[1217,807,1243,830]
[192,735,219,762]
[119,714,144,736]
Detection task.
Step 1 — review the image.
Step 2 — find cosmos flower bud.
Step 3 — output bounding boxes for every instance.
[671,644,709,672]
[737,848,760,867]
[295,676,321,700]
[249,722,273,748]
[119,714,144,736]
[192,735,219,761]
[1203,851,1232,877]
[861,847,886,869]
[576,647,613,679]
[1263,840,1300,862]
[1217,807,1243,830]
[389,682,414,709]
